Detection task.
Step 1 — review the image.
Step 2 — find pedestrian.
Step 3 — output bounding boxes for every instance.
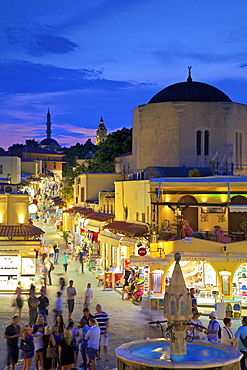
[40,262,48,288]
[67,321,79,369]
[53,242,60,264]
[94,304,109,361]
[28,291,39,327]
[123,267,131,288]
[54,315,65,335]
[233,316,247,370]
[204,311,220,342]
[78,249,85,274]
[39,244,48,262]
[187,312,203,340]
[46,259,54,286]
[33,324,44,370]
[21,326,35,370]
[53,291,63,321]
[78,319,90,370]
[4,314,21,370]
[43,325,56,370]
[15,283,24,318]
[62,251,70,273]
[190,288,198,313]
[221,317,234,346]
[48,244,54,259]
[84,318,100,370]
[74,253,79,275]
[58,328,75,370]
[84,283,93,310]
[38,289,49,324]
[59,277,66,291]
[81,307,94,326]
[66,280,77,321]
[33,314,46,335]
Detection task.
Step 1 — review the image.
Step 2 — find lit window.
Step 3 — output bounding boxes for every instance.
[0,165,2,174]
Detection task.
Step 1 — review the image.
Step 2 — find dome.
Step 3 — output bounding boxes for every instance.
[40,138,59,146]
[148,79,232,104]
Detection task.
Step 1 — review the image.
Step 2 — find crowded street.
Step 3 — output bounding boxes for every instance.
[0,211,246,370]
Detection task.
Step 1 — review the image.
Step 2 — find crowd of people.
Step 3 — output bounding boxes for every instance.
[5,277,108,370]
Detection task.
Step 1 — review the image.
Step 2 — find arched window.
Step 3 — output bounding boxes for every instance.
[204,130,209,156]
[196,131,201,156]
[171,300,175,315]
[235,132,239,168]
[180,301,185,315]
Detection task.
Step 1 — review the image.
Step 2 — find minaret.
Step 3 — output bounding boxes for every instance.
[46,108,52,139]
[96,117,107,145]
[164,253,192,361]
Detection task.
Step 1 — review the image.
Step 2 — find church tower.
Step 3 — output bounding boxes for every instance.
[96,117,107,145]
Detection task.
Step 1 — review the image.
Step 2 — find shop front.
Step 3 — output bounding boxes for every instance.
[0,240,39,292]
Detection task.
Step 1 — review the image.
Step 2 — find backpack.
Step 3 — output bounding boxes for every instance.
[241,336,247,348]
[218,324,221,339]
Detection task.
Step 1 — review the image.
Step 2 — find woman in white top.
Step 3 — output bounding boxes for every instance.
[221,317,234,346]
[188,312,203,339]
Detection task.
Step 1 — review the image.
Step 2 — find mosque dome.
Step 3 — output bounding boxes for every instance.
[40,138,59,146]
[148,69,232,104]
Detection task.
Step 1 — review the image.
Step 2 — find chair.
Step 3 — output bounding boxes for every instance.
[217,230,232,243]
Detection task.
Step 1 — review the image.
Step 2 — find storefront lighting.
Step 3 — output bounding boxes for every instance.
[18,213,25,224]
[84,219,90,226]
[219,270,231,276]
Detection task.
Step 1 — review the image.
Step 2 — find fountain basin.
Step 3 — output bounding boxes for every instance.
[115,338,242,369]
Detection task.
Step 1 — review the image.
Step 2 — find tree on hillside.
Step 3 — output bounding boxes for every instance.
[63,139,98,169]
[26,139,39,147]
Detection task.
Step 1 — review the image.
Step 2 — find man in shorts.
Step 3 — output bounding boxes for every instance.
[79,319,90,370]
[94,304,109,360]
[85,318,100,370]
[66,280,77,321]
[4,314,21,370]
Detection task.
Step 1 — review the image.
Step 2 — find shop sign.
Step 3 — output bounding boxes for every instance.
[138,247,147,256]
[230,258,247,263]
[137,261,162,266]
[182,257,206,261]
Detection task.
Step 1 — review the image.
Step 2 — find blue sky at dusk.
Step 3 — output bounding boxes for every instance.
[1,0,247,149]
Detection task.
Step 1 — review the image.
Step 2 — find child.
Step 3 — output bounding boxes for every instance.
[33,324,44,370]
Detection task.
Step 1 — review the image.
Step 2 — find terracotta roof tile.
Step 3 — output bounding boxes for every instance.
[86,212,114,222]
[103,221,148,237]
[0,225,45,237]
[63,207,92,215]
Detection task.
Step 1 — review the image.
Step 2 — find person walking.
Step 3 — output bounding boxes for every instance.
[38,289,49,324]
[94,304,109,361]
[43,325,56,370]
[84,283,93,309]
[46,259,54,286]
[66,280,77,321]
[62,252,70,273]
[40,262,48,288]
[53,242,60,265]
[221,317,234,346]
[15,284,23,318]
[53,292,63,321]
[233,316,247,370]
[85,318,100,370]
[4,314,21,370]
[79,319,90,370]
[20,326,35,370]
[28,291,39,327]
[204,311,220,342]
[78,249,85,274]
[58,328,75,370]
[33,324,44,370]
[67,321,79,369]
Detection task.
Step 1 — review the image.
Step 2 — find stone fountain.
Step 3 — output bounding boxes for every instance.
[116,253,242,369]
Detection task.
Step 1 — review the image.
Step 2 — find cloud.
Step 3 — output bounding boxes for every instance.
[5,23,78,56]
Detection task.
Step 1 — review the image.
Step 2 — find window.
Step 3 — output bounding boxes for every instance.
[142,213,145,223]
[136,212,139,221]
[110,205,113,214]
[44,162,47,169]
[81,187,85,202]
[196,131,201,155]
[204,130,209,156]
[0,165,2,174]
[53,162,56,169]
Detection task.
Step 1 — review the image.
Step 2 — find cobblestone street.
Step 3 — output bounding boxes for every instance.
[0,220,244,369]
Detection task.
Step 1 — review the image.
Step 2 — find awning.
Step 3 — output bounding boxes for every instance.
[0,240,41,251]
[63,207,92,215]
[0,225,45,237]
[130,255,169,267]
[86,212,114,222]
[103,221,148,237]
[84,220,101,233]
[99,230,121,247]
[120,236,137,247]
[229,205,247,212]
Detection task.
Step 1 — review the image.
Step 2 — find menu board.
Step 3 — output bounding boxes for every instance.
[151,271,163,293]
[104,272,113,290]
[0,256,18,275]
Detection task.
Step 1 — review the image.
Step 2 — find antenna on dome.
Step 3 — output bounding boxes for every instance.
[187,66,192,82]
